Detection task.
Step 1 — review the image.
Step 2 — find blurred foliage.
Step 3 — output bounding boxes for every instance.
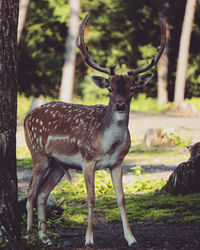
[18,0,67,97]
[18,0,200,100]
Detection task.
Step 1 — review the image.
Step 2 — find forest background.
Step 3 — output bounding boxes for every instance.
[18,0,200,104]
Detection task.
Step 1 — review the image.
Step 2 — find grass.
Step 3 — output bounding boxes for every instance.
[124,145,190,165]
[51,174,200,228]
[130,94,169,113]
[186,97,200,110]
[51,169,200,228]
[17,190,200,249]
[17,146,32,169]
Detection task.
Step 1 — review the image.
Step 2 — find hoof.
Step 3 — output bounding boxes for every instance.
[129,241,138,248]
[85,243,98,249]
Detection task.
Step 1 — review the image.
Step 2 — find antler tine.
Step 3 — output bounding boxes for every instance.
[128,12,166,75]
[77,14,111,75]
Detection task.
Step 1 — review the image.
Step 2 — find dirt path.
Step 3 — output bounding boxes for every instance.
[53,221,200,249]
[129,112,200,144]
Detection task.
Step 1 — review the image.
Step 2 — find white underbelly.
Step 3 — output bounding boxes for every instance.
[52,152,82,169]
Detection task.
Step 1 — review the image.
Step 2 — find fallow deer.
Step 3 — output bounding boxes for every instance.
[24,13,166,246]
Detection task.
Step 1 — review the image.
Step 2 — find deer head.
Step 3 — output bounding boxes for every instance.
[76,13,166,114]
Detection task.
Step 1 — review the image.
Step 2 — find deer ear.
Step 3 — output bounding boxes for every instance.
[135,73,154,86]
[91,76,109,89]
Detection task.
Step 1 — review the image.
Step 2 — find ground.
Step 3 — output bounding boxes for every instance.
[52,221,200,249]
[17,112,200,249]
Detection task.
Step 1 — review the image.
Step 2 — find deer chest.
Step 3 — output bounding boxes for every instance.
[95,127,129,170]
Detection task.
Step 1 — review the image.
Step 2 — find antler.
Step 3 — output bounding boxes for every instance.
[77,14,116,75]
[128,12,166,75]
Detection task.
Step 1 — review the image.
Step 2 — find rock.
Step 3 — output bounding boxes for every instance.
[168,102,200,117]
[144,127,179,147]
[144,128,163,147]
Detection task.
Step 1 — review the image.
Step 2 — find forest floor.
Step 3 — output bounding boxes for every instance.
[17,112,200,249]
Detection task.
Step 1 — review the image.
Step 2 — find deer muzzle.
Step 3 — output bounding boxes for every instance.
[116,102,126,112]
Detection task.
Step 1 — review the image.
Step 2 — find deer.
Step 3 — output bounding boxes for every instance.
[24,13,166,247]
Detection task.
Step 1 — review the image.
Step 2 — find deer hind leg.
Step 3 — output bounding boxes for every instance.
[110,165,137,246]
[36,164,64,244]
[83,162,95,246]
[27,156,49,232]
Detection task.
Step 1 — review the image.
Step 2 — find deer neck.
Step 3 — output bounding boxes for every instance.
[100,100,130,134]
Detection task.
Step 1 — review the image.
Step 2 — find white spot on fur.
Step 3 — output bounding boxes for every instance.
[46,135,71,149]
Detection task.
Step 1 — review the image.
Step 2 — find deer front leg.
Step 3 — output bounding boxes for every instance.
[83,162,95,246]
[110,165,137,246]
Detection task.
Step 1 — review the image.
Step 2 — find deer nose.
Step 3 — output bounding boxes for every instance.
[116,103,126,112]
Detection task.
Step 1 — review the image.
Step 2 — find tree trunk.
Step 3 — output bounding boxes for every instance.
[157,0,170,105]
[17,0,31,43]
[174,0,196,103]
[159,156,200,195]
[0,0,22,248]
[59,0,81,102]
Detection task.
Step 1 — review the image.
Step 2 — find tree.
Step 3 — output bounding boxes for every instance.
[18,0,67,97]
[159,156,200,195]
[18,0,200,100]
[159,142,200,195]
[59,0,81,102]
[174,0,197,102]
[0,0,22,248]
[17,0,31,43]
[157,0,170,105]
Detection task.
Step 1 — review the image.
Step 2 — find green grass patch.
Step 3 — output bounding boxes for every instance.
[53,173,200,228]
[17,158,32,169]
[186,97,200,110]
[130,94,169,113]
[52,169,166,227]
[17,146,31,159]
[124,145,189,164]
[17,146,32,169]
[110,193,200,225]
